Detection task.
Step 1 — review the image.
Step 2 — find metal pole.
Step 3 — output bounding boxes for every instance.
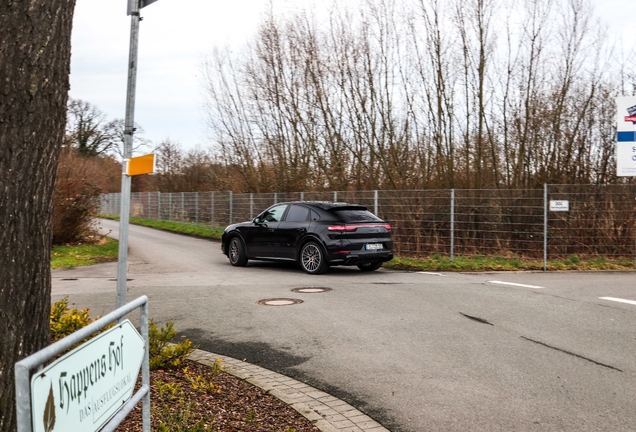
[450,189,455,262]
[211,191,215,226]
[140,300,150,432]
[195,191,199,226]
[374,190,379,216]
[544,183,548,272]
[229,191,233,224]
[116,0,141,309]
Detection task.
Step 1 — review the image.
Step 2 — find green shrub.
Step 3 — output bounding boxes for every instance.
[149,320,196,370]
[154,398,214,432]
[182,360,224,394]
[50,299,195,371]
[50,297,105,342]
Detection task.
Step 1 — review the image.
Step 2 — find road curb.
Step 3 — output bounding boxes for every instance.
[190,349,389,432]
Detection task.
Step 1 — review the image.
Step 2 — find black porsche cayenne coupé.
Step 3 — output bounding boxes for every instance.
[221,201,394,274]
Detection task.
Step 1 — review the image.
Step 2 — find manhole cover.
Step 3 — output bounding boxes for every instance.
[257,298,304,306]
[291,287,333,294]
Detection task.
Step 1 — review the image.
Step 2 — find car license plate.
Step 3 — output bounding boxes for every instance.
[365,243,383,250]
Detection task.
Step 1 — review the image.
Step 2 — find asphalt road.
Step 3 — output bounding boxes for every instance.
[52,219,636,431]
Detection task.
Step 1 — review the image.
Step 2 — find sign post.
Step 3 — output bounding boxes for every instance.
[615,97,636,267]
[117,0,158,310]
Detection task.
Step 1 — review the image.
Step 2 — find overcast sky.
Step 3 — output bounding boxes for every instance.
[69,0,636,153]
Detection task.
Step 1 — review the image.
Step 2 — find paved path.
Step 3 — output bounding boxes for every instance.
[52,219,636,431]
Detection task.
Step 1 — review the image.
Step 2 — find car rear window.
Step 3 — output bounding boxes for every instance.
[332,209,382,222]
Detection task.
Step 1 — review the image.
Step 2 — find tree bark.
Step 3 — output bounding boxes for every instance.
[0,1,76,430]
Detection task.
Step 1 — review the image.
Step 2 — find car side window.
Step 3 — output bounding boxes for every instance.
[285,205,310,222]
[310,210,321,221]
[261,205,287,222]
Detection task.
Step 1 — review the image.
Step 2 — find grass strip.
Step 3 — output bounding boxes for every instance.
[99,215,634,272]
[100,215,225,240]
[51,237,119,269]
[384,254,634,272]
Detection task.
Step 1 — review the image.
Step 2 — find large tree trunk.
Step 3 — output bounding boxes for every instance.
[0,1,76,430]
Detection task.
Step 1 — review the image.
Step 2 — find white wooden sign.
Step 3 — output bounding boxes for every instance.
[29,320,145,432]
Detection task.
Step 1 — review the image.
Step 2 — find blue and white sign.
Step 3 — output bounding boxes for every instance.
[616,97,636,176]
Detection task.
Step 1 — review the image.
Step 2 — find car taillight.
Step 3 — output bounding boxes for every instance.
[328,225,359,232]
[327,224,391,232]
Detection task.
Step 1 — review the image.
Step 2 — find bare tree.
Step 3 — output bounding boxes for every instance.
[65,98,150,158]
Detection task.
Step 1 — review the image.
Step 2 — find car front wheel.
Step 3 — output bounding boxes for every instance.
[228,237,248,267]
[300,242,328,274]
[357,262,383,272]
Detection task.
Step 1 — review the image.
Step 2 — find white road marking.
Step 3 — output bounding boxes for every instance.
[487,281,545,289]
[418,272,445,276]
[599,297,636,306]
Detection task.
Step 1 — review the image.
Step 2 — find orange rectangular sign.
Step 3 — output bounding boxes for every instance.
[127,153,155,176]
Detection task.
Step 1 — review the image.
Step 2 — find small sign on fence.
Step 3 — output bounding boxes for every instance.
[549,200,569,212]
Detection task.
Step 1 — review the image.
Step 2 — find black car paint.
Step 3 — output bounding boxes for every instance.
[221,201,393,271]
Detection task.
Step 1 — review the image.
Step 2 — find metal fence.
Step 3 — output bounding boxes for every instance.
[100,185,636,263]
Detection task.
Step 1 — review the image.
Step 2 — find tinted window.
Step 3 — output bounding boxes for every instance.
[261,204,288,222]
[286,205,310,222]
[333,209,382,222]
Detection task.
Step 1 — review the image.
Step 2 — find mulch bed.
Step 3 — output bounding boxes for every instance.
[115,359,320,432]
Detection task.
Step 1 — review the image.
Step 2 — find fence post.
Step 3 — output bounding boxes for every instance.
[229,191,233,224]
[450,189,455,262]
[544,183,548,272]
[374,190,379,215]
[211,191,215,227]
[195,192,199,226]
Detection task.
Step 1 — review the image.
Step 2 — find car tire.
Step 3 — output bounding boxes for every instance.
[357,262,383,272]
[228,237,248,267]
[300,242,328,274]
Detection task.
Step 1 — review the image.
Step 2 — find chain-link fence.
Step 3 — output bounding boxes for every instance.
[100,185,636,264]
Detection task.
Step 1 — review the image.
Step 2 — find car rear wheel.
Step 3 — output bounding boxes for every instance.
[300,242,328,274]
[228,237,248,267]
[357,262,383,272]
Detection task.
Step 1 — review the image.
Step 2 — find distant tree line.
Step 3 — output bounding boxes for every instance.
[201,0,636,192]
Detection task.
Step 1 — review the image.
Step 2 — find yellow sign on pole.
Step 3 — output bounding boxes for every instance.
[126,153,155,176]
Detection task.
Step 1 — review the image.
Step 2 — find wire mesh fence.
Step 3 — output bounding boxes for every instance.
[100,185,636,264]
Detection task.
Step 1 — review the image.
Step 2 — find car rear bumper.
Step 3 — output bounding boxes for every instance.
[328,250,394,265]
